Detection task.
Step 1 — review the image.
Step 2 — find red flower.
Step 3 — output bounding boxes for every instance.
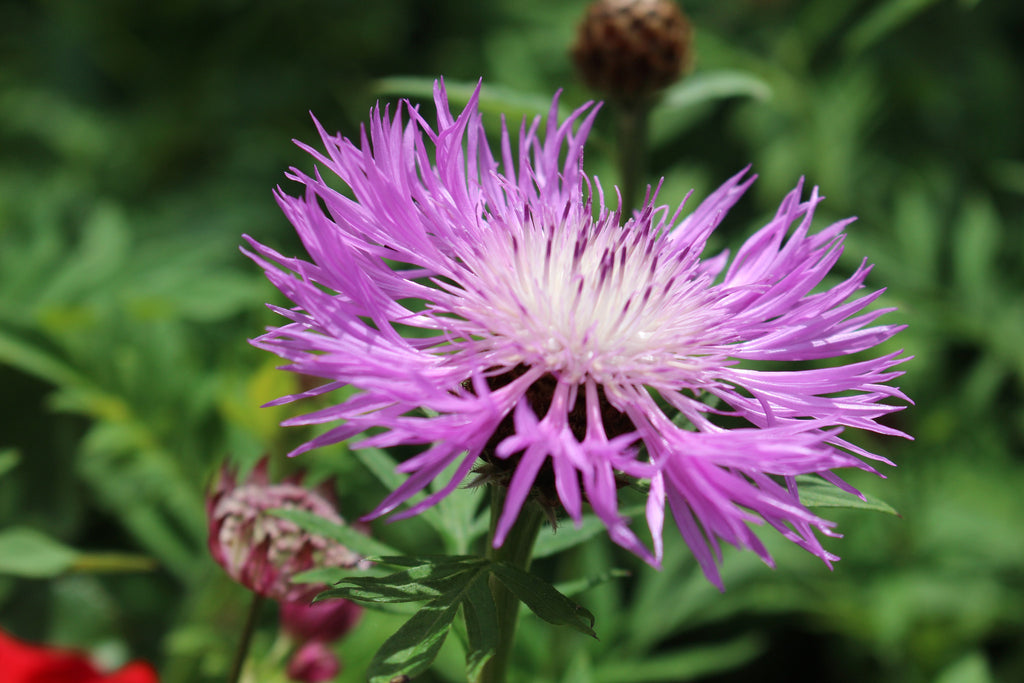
[0,629,158,683]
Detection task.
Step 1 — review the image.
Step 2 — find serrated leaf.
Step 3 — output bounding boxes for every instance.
[796,476,899,515]
[367,554,482,569]
[319,579,450,604]
[0,527,79,578]
[321,557,488,604]
[291,566,386,586]
[367,592,462,683]
[491,562,597,638]
[461,572,499,682]
[269,508,400,558]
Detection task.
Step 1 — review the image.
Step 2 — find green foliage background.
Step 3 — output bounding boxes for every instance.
[1,0,1022,681]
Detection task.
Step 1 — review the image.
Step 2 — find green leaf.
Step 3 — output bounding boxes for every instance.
[561,649,595,683]
[321,558,485,604]
[461,572,499,682]
[796,476,899,515]
[934,650,995,683]
[291,566,386,586]
[351,447,447,532]
[844,0,941,54]
[490,561,597,638]
[593,635,765,683]
[533,506,644,559]
[555,569,632,598]
[658,70,772,110]
[952,195,1000,300]
[0,448,19,478]
[651,70,772,144]
[432,476,486,555]
[0,328,85,387]
[0,527,79,578]
[367,592,462,683]
[366,554,482,568]
[269,507,401,558]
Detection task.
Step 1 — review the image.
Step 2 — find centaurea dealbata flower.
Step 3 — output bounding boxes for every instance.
[244,80,910,588]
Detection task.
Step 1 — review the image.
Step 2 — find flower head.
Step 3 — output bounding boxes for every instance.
[245,80,910,588]
[206,458,362,601]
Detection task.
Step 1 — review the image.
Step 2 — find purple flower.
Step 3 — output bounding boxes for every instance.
[244,80,910,588]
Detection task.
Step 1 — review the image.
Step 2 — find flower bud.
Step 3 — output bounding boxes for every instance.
[206,458,361,602]
[572,0,693,101]
[286,640,340,683]
[279,597,363,644]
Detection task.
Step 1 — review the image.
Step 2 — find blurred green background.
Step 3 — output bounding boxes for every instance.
[1,0,1022,682]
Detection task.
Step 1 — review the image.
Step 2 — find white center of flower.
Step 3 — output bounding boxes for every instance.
[446,210,716,386]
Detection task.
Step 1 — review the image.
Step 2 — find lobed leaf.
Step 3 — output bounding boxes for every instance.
[367,593,462,683]
[321,557,488,604]
[461,572,499,682]
[490,561,597,638]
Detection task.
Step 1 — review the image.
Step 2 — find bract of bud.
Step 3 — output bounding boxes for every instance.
[279,597,363,644]
[572,0,693,101]
[286,640,341,683]
[206,459,361,602]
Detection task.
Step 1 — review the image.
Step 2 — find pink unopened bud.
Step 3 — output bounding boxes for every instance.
[280,597,363,644]
[286,641,341,683]
[206,458,362,602]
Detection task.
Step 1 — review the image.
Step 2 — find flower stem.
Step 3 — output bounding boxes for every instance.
[479,486,545,683]
[615,99,651,217]
[227,592,265,683]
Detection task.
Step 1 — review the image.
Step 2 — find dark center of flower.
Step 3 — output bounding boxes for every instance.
[474,365,635,510]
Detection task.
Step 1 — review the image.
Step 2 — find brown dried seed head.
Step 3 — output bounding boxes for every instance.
[572,0,693,101]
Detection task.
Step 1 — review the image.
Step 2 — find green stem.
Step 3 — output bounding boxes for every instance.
[227,592,265,683]
[479,486,545,683]
[615,99,651,217]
